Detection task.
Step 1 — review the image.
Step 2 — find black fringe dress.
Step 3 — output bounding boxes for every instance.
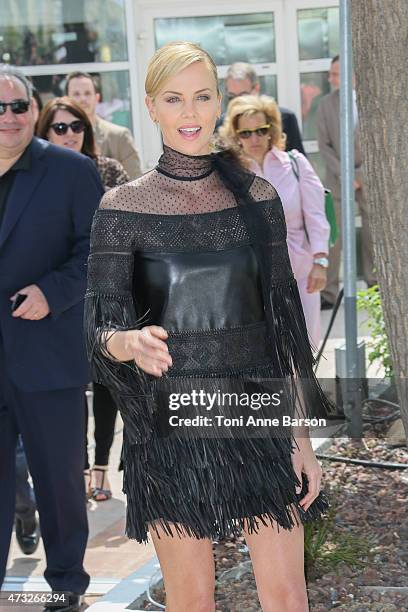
[85,145,334,544]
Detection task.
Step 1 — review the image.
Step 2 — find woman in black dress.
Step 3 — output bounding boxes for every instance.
[85,42,334,611]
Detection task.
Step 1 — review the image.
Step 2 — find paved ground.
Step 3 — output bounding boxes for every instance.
[3,286,376,610]
[4,395,155,610]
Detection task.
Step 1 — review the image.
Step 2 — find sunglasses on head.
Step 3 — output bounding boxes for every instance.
[49,120,85,136]
[236,124,271,139]
[0,99,30,115]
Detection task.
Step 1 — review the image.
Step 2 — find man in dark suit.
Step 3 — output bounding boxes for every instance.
[217,62,306,155]
[0,65,104,611]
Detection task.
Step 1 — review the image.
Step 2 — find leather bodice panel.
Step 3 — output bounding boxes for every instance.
[133,245,264,331]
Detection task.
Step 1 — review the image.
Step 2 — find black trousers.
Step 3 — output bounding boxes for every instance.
[84,382,118,469]
[15,435,36,523]
[0,345,89,594]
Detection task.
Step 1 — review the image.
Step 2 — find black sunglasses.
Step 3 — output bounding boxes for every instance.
[49,120,86,136]
[0,99,30,115]
[236,124,271,139]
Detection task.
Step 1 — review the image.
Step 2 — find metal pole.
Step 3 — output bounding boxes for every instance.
[339,0,363,437]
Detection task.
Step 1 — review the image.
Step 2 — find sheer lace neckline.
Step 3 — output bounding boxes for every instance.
[156,145,214,181]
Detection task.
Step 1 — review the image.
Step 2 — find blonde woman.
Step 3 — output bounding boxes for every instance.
[219,95,330,347]
[85,42,333,611]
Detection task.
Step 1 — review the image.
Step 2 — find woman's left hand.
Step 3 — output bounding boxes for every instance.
[306,264,327,293]
[291,438,323,511]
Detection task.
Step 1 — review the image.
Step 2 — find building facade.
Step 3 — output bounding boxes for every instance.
[0,0,339,171]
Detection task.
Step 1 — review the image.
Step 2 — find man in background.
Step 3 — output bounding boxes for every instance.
[219,62,305,155]
[66,71,142,179]
[316,55,376,308]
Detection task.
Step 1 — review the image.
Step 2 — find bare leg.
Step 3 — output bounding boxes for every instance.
[244,512,308,612]
[149,522,215,612]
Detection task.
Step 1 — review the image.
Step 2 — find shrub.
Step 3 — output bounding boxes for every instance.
[304,495,371,577]
[357,285,393,378]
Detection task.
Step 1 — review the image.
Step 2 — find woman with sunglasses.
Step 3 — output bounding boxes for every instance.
[219,95,330,348]
[37,97,129,191]
[37,97,130,503]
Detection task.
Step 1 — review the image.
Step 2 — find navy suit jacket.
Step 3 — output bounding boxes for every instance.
[0,138,104,392]
[279,107,306,156]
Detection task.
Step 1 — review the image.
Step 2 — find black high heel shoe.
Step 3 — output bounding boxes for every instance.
[91,466,112,502]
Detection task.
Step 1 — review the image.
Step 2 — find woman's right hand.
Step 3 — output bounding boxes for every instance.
[116,326,172,377]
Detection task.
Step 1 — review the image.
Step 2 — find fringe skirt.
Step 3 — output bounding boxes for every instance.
[115,326,331,544]
[122,432,329,544]
[85,297,333,544]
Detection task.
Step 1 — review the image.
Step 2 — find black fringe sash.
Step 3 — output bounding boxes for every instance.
[212,152,335,422]
[84,290,155,444]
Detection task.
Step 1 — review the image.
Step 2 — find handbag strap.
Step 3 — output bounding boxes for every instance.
[288,150,337,247]
[288,150,300,182]
[287,150,311,243]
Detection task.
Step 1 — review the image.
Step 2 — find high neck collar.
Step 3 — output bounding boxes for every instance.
[156,145,214,181]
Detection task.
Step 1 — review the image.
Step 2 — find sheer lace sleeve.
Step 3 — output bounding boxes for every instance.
[84,190,153,443]
[248,174,278,202]
[231,173,334,421]
[98,182,131,210]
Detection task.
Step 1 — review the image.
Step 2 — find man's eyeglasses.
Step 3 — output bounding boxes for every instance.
[227,91,251,101]
[0,99,30,115]
[236,124,271,139]
[49,120,86,136]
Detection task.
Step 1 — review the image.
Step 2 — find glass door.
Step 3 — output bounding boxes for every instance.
[134,0,285,168]
[155,12,278,113]
[284,0,340,175]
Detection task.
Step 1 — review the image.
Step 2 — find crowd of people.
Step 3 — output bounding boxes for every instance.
[0,46,375,612]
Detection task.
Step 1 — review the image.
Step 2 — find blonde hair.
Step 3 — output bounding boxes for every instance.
[145,41,219,99]
[218,95,286,155]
